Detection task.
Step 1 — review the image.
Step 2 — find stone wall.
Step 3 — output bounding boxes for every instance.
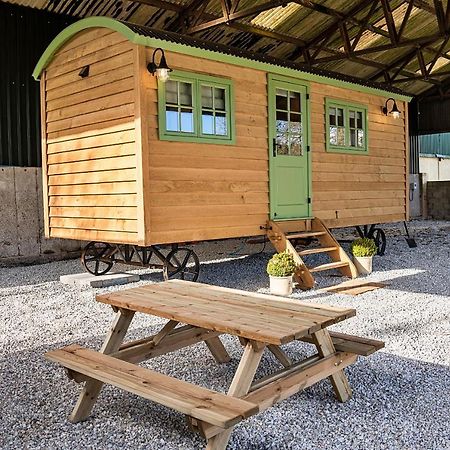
[0,166,81,264]
[427,181,450,220]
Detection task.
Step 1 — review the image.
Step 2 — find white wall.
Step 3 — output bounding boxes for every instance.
[419,156,450,181]
[0,166,81,263]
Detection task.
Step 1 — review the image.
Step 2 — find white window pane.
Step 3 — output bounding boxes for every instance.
[180,109,193,132]
[350,129,356,147]
[165,80,178,104]
[202,112,214,135]
[290,113,301,134]
[215,113,227,135]
[329,107,336,126]
[337,108,344,126]
[357,129,365,147]
[214,88,226,111]
[201,85,213,109]
[179,82,192,107]
[357,111,363,129]
[349,110,356,128]
[166,107,178,131]
[337,127,345,145]
[330,126,337,145]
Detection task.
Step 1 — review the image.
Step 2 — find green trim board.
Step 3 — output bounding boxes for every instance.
[325,98,369,155]
[32,17,412,103]
[157,70,235,145]
[268,73,312,220]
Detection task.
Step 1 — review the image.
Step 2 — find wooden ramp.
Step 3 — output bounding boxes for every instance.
[266,218,358,290]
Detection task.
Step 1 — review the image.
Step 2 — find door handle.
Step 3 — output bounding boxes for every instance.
[272,138,276,157]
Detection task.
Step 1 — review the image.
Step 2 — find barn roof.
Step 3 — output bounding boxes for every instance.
[15,0,450,99]
[33,16,412,101]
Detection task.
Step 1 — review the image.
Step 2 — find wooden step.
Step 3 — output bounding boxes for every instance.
[46,345,258,429]
[286,231,327,240]
[309,261,349,273]
[298,246,338,256]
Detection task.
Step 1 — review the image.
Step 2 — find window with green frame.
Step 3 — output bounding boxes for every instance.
[158,71,234,144]
[325,99,368,154]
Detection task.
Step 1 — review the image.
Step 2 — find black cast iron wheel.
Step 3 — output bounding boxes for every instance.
[371,228,387,256]
[163,248,200,282]
[81,241,114,276]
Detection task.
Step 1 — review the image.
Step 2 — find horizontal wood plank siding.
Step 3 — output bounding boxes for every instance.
[310,83,407,228]
[143,48,270,245]
[43,29,139,245]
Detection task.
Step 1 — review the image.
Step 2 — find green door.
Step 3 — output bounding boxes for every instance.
[268,76,311,220]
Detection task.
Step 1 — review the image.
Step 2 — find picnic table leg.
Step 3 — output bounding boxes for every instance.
[205,336,231,363]
[311,328,352,402]
[206,341,265,450]
[69,308,135,423]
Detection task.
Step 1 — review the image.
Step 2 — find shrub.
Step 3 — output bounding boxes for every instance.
[266,251,298,277]
[351,238,377,257]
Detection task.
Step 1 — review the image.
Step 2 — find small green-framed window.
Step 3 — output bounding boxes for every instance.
[326,99,368,154]
[158,71,234,144]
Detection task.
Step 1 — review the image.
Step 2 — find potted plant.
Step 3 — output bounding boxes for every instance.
[266,250,298,296]
[350,237,377,275]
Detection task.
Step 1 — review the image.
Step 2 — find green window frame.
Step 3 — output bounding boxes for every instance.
[325,98,368,154]
[158,70,235,145]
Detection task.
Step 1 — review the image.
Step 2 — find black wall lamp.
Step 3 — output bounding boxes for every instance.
[147,48,172,82]
[382,97,401,119]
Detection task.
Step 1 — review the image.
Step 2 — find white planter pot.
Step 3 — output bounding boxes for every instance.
[269,275,293,296]
[353,256,373,275]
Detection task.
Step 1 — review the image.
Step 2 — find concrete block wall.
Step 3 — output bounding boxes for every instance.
[0,166,81,264]
[427,181,450,220]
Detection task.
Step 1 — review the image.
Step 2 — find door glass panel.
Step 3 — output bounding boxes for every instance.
[276,89,288,110]
[276,110,288,133]
[290,135,302,156]
[289,113,301,134]
[276,134,289,155]
[289,92,301,112]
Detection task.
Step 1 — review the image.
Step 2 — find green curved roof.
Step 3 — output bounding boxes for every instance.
[33,16,412,102]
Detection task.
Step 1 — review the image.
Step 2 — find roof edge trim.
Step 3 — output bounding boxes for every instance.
[32,17,136,80]
[33,17,412,102]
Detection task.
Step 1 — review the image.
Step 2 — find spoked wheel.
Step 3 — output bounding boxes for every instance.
[81,241,114,276]
[370,228,387,256]
[163,248,200,282]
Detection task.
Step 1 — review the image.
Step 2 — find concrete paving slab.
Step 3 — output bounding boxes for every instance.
[60,272,140,288]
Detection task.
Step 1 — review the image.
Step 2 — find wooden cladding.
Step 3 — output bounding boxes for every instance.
[41,29,139,245]
[40,27,407,247]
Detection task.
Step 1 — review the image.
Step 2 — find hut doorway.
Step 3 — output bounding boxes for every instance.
[268,76,311,220]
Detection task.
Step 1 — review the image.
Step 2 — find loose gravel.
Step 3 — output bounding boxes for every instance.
[0,219,449,450]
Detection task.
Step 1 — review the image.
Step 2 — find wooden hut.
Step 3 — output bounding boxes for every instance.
[33,17,411,287]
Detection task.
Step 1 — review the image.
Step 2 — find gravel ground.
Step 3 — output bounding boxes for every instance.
[0,219,449,450]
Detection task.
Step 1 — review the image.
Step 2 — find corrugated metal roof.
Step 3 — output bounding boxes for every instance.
[5,0,450,97]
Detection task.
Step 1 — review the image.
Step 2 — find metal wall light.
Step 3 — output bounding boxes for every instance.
[147,48,172,82]
[382,98,401,119]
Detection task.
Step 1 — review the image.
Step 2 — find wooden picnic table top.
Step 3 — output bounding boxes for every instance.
[96,280,356,345]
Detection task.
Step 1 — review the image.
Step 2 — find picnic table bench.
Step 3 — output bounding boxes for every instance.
[46,280,384,450]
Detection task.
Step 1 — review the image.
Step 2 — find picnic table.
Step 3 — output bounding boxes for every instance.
[46,280,384,450]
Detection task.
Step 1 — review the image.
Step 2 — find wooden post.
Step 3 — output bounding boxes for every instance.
[311,328,352,402]
[205,336,231,363]
[69,308,135,423]
[206,341,265,450]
